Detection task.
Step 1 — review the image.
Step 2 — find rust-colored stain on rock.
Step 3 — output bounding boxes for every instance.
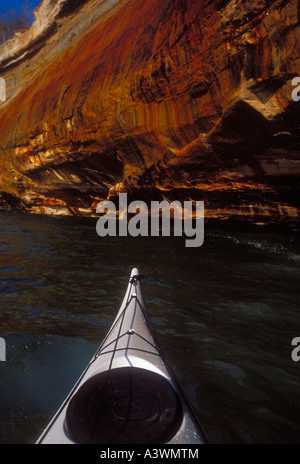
[0,0,299,227]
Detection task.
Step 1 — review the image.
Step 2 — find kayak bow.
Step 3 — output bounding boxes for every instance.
[36,268,208,444]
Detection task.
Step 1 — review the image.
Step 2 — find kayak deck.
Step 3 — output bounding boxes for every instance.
[36,268,208,444]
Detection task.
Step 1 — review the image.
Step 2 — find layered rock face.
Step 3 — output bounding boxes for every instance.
[0,0,299,228]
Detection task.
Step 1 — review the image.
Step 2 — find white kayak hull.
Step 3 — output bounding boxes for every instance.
[36,268,208,445]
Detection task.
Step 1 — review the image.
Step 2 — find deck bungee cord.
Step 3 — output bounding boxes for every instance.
[36,268,209,445]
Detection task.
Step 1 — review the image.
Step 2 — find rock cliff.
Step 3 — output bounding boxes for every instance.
[0,0,299,228]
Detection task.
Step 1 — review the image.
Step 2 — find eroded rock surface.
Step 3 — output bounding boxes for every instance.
[0,0,299,228]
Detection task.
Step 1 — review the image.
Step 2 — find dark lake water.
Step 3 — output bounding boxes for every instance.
[0,211,299,444]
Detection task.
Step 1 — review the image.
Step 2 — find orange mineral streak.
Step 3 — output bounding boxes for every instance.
[0,0,299,226]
